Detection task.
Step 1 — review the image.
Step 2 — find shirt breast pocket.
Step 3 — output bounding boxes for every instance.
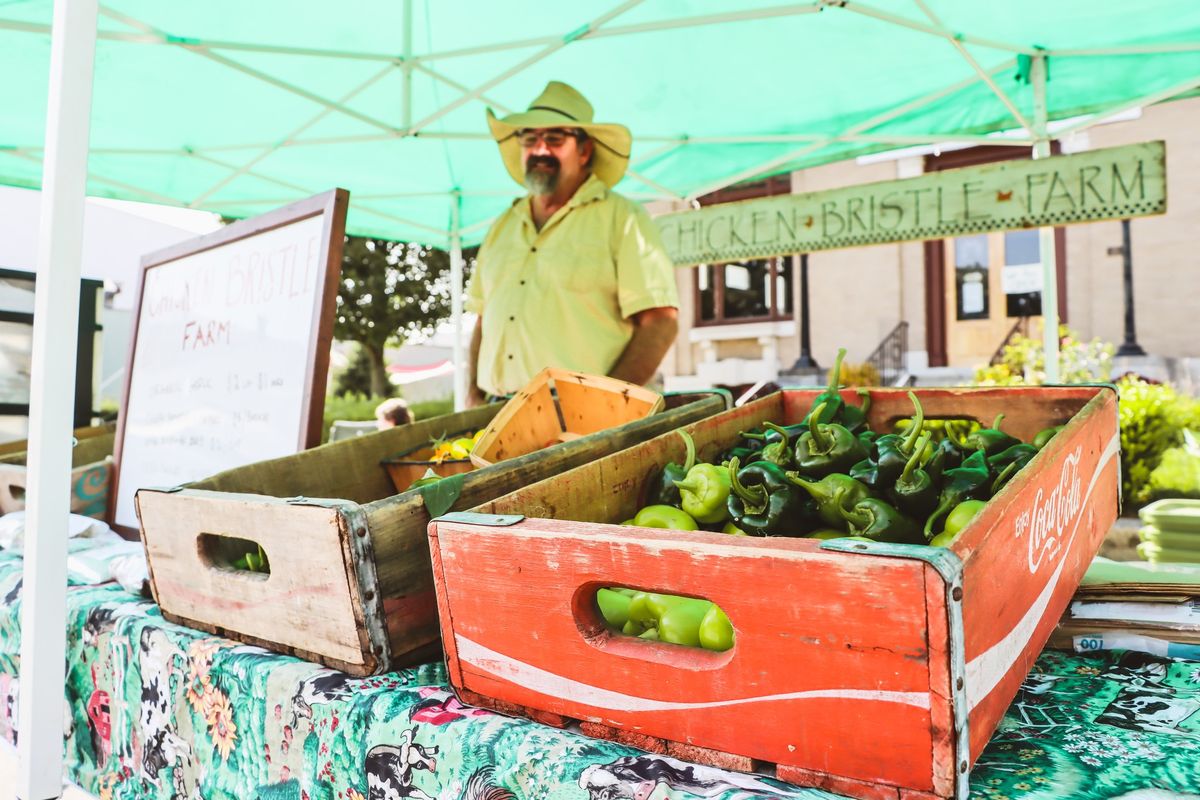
[540,243,615,294]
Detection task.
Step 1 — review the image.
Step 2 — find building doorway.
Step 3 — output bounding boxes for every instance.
[923,146,1067,368]
[943,228,1046,367]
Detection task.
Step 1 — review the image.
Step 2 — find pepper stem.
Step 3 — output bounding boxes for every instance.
[856,388,872,417]
[992,413,1006,431]
[673,476,700,495]
[806,402,832,453]
[827,347,846,396]
[924,495,953,540]
[728,457,768,515]
[840,502,872,534]
[900,432,932,485]
[901,391,925,455]
[991,459,1020,496]
[677,429,696,473]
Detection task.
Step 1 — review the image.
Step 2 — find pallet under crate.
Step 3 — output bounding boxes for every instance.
[135,392,726,676]
[428,386,1120,800]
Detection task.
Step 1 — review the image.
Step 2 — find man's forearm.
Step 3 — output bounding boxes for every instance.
[608,311,679,386]
[466,317,485,405]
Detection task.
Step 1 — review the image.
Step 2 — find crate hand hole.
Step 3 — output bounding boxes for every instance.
[197,532,271,576]
[580,584,736,658]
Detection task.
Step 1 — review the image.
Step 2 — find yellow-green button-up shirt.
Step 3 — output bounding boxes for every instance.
[466,175,679,396]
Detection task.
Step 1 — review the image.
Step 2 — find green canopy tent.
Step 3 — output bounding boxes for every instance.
[7,1,1200,794]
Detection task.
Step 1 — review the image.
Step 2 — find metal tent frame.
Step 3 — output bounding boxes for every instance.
[15,2,1200,796]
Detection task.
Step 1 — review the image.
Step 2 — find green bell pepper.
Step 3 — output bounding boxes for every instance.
[726,457,809,537]
[674,463,732,524]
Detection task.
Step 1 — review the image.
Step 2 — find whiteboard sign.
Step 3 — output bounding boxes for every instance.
[111,190,348,534]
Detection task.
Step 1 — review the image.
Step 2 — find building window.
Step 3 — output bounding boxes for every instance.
[696,257,794,325]
[953,235,989,321]
[1002,228,1043,317]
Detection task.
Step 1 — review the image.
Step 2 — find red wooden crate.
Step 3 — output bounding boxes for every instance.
[427,386,1120,800]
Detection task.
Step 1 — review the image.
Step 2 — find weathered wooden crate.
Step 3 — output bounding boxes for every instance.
[0,426,115,518]
[135,393,726,676]
[429,386,1120,800]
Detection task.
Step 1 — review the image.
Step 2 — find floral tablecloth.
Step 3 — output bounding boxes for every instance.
[0,545,1197,800]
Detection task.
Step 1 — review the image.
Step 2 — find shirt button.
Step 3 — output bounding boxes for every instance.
[520,280,526,285]
[531,246,538,253]
[509,315,515,321]
[507,354,513,360]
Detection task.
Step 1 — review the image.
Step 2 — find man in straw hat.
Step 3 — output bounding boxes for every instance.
[465,81,679,405]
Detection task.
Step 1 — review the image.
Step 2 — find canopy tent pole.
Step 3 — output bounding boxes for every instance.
[17,0,97,798]
[1031,53,1061,383]
[450,192,466,411]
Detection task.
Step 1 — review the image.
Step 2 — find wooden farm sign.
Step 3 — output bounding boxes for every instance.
[657,141,1166,265]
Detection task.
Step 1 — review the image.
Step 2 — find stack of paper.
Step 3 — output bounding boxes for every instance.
[1048,557,1200,659]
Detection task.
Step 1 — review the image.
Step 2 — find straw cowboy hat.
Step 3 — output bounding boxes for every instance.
[486,81,632,188]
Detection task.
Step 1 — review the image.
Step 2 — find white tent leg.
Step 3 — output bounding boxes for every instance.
[1031,54,1060,383]
[450,194,466,411]
[18,0,97,798]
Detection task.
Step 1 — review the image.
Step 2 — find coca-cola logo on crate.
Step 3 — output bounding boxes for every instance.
[1013,446,1083,574]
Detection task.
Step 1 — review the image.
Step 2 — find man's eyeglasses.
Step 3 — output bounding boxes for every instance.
[517,128,581,148]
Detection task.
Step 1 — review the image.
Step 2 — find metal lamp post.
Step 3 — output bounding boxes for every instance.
[1116,219,1146,357]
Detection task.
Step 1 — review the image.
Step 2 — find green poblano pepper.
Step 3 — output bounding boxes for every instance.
[923,449,992,540]
[888,432,939,518]
[965,413,1022,457]
[726,457,810,536]
[839,497,924,545]
[793,401,868,478]
[785,471,872,531]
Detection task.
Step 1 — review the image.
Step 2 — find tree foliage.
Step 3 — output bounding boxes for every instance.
[334,237,473,397]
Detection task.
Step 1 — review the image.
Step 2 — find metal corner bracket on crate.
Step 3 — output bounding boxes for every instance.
[434,512,526,527]
[821,538,970,800]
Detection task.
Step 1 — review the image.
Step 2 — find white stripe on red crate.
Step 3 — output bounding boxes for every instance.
[455,636,932,713]
[965,433,1119,710]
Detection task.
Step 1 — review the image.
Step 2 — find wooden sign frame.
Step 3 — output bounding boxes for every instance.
[109,189,348,536]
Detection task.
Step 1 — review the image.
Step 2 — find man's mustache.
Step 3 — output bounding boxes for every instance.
[525,155,560,171]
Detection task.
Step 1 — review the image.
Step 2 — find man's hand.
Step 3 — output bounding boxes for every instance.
[465,385,488,408]
[608,306,679,387]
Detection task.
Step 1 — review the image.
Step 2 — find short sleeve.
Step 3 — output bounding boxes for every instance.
[465,217,505,316]
[464,262,485,315]
[614,201,680,319]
